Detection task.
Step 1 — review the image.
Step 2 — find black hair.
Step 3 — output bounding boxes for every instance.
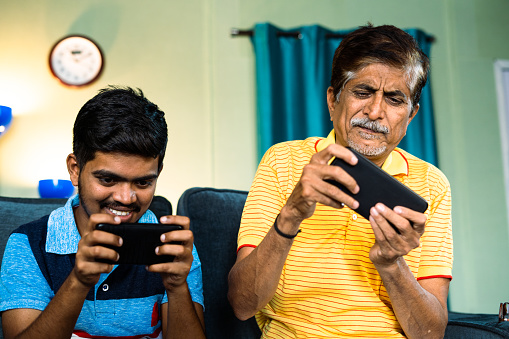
[72,86,168,171]
[331,24,430,109]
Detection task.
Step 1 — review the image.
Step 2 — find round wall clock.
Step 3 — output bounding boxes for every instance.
[49,35,104,87]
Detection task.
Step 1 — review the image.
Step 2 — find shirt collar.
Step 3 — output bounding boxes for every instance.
[46,194,158,254]
[315,129,408,176]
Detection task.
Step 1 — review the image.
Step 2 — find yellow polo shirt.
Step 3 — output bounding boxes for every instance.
[238,130,453,338]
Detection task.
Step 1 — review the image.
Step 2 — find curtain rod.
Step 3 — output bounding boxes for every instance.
[230,28,435,43]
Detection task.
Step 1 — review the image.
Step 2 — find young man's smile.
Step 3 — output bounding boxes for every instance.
[67,151,160,232]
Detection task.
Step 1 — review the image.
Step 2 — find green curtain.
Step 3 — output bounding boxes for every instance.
[251,23,438,166]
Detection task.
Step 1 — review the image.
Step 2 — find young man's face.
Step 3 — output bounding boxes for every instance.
[327,63,418,166]
[67,151,160,230]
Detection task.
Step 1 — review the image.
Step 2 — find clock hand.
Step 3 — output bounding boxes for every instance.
[71,50,82,62]
[73,50,93,63]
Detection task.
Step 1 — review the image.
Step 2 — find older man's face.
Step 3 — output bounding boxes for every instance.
[327,63,418,166]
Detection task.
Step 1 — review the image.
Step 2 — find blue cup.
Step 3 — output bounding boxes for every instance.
[38,179,75,198]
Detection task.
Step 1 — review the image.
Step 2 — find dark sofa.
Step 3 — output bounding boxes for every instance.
[1,188,508,338]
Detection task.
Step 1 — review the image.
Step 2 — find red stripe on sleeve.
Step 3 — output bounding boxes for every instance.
[417,275,452,281]
[237,244,256,253]
[314,139,321,152]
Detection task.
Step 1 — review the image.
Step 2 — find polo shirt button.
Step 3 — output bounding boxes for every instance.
[102,284,109,292]
[352,214,357,220]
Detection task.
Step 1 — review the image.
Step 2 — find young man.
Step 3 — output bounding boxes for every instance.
[228,25,452,338]
[0,87,205,338]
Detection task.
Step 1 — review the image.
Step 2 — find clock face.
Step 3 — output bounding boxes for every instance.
[49,35,104,87]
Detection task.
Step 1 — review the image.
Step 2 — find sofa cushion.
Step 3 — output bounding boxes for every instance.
[0,196,68,266]
[177,187,261,339]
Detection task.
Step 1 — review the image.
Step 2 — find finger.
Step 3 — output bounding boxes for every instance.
[369,211,401,251]
[89,213,121,231]
[311,144,358,166]
[79,234,121,261]
[86,228,123,248]
[73,259,115,280]
[160,229,193,245]
[322,162,360,195]
[92,247,120,264]
[372,204,415,235]
[75,247,117,280]
[300,161,359,206]
[146,261,191,278]
[311,175,359,209]
[147,246,193,273]
[370,205,421,251]
[307,146,361,196]
[160,215,190,230]
[393,206,427,234]
[156,243,192,261]
[368,217,401,266]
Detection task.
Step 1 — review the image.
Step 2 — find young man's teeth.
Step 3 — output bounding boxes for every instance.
[109,208,130,216]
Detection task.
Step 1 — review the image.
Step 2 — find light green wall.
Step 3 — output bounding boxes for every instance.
[440,0,509,313]
[1,0,508,313]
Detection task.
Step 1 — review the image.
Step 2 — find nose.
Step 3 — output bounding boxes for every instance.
[364,93,385,120]
[113,183,137,205]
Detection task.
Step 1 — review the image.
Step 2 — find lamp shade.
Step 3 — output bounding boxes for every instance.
[38,179,75,199]
[0,105,12,136]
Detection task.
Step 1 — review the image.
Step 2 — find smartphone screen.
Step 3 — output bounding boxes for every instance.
[96,223,183,265]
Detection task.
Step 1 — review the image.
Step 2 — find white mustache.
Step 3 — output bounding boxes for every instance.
[350,117,389,134]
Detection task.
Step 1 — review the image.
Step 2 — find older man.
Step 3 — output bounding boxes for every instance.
[228,24,452,338]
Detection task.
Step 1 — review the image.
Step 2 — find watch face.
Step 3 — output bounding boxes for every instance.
[49,35,104,87]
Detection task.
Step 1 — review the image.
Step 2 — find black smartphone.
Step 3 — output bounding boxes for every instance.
[96,223,183,265]
[325,147,428,222]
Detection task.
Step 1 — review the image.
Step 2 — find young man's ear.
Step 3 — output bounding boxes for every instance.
[67,154,80,187]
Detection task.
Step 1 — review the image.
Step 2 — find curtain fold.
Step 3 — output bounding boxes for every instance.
[251,23,438,167]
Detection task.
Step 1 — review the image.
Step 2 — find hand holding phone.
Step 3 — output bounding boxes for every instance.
[325,147,428,221]
[96,223,183,265]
